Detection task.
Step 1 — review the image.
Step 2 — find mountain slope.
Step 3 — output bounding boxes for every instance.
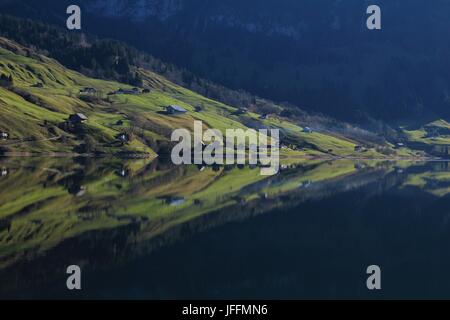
[2,0,449,123]
[0,38,153,155]
[0,36,395,158]
[402,120,450,158]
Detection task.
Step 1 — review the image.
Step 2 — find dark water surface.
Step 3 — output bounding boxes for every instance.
[0,157,449,299]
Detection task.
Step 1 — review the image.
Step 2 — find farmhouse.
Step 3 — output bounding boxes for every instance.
[166,105,187,115]
[167,197,185,206]
[235,108,248,115]
[79,87,97,94]
[31,82,44,88]
[68,113,88,124]
[68,185,86,197]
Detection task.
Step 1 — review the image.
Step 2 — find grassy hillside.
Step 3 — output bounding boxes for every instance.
[0,37,410,158]
[404,120,450,146]
[402,120,450,158]
[0,38,152,155]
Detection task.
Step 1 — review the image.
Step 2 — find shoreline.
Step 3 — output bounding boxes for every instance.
[0,152,157,159]
[0,152,444,162]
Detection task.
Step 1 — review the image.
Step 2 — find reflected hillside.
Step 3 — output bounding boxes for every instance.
[0,158,449,297]
[402,162,450,197]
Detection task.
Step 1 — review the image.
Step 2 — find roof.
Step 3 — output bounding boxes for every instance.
[80,87,96,93]
[167,105,187,112]
[169,197,185,206]
[72,113,88,120]
[116,132,129,140]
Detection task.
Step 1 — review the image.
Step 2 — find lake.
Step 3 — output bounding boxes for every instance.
[0,157,449,299]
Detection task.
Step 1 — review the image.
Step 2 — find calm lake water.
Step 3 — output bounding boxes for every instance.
[0,157,450,299]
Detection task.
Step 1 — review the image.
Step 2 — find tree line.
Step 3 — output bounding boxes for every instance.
[0,14,276,114]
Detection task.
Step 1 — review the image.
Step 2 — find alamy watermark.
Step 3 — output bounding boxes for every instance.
[171,121,280,176]
[66,5,381,31]
[366,265,381,290]
[367,5,382,30]
[66,5,81,30]
[66,265,81,290]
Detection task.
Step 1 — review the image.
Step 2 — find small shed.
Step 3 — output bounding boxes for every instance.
[166,105,187,115]
[1,168,8,176]
[0,132,9,140]
[116,168,129,177]
[116,132,130,142]
[303,127,313,133]
[68,113,88,124]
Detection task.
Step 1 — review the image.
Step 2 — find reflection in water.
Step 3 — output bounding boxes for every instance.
[0,157,449,298]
